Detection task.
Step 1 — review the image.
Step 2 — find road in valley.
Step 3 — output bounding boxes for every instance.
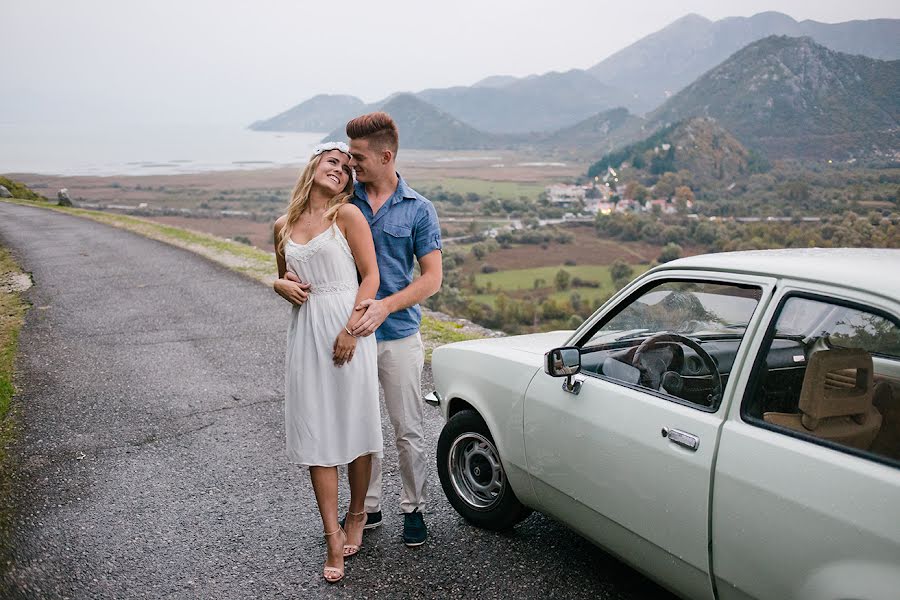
[0,202,673,599]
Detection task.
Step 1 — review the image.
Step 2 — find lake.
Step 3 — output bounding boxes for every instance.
[0,121,325,176]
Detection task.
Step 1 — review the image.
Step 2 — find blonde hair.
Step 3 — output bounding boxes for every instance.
[277,153,354,254]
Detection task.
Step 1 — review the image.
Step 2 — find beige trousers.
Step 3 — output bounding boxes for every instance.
[365,332,427,514]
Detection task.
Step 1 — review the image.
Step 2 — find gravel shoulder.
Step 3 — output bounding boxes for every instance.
[0,201,672,599]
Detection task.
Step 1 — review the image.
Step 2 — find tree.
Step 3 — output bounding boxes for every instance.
[658,243,683,264]
[674,186,695,213]
[624,181,648,202]
[555,269,572,291]
[654,172,679,200]
[471,243,487,260]
[609,259,634,289]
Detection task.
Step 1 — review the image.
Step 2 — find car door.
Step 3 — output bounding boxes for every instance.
[523,272,775,600]
[712,283,900,600]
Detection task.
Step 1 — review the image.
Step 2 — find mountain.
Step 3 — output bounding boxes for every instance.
[646,36,900,160]
[250,94,365,131]
[588,11,900,113]
[322,94,518,150]
[533,107,647,158]
[472,75,518,88]
[417,69,633,134]
[588,118,758,183]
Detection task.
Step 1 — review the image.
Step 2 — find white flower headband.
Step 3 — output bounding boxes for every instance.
[312,141,352,159]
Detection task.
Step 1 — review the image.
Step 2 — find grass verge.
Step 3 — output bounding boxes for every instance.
[0,246,29,574]
[4,198,274,282]
[1,198,487,357]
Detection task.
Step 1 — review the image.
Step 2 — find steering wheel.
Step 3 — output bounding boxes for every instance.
[631,333,723,405]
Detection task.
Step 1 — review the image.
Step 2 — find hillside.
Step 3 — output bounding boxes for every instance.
[250,94,365,131]
[322,93,518,150]
[646,36,900,160]
[588,11,900,113]
[587,118,757,184]
[417,69,633,134]
[534,108,647,158]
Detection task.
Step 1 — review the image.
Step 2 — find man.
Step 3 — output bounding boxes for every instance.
[343,112,442,547]
[274,112,442,546]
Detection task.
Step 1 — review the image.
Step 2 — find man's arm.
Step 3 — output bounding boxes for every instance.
[351,249,442,337]
[272,216,310,305]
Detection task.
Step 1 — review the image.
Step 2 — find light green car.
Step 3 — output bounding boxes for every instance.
[428,248,900,600]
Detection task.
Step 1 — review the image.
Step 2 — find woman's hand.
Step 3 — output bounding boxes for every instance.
[333,329,357,366]
[273,273,310,305]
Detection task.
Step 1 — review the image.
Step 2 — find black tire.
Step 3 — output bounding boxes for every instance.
[436,409,531,531]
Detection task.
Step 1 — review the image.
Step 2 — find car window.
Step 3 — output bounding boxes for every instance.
[580,280,762,410]
[744,295,900,466]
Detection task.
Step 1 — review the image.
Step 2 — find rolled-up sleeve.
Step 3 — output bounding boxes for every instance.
[413,201,442,259]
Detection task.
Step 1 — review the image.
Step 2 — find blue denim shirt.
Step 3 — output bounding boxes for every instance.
[351,175,442,341]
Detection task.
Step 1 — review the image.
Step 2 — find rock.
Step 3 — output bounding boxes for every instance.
[0,185,11,198]
[57,188,73,207]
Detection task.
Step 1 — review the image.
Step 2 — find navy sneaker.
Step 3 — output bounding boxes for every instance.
[340,510,382,530]
[403,508,427,547]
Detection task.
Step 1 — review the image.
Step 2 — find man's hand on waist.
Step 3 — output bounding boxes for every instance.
[352,298,391,337]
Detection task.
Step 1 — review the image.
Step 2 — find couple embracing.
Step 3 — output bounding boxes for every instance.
[272,112,442,583]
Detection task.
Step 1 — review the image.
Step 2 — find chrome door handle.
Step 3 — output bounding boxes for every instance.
[661,427,700,451]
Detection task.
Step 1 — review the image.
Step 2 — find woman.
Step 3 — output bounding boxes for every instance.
[273,141,382,583]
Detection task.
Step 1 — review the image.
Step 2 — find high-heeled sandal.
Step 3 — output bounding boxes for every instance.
[342,511,366,557]
[323,528,345,583]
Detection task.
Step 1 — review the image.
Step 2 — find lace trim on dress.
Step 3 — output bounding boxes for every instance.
[285,222,355,263]
[309,280,358,295]
[284,224,336,263]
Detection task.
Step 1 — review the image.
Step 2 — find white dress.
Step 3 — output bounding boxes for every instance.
[283,222,382,467]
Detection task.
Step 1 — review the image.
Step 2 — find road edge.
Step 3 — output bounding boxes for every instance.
[0,245,30,588]
[0,199,497,355]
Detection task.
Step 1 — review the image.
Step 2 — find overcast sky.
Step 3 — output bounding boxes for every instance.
[4,0,899,128]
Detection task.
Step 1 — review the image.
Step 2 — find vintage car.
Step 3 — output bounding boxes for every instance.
[428,249,900,600]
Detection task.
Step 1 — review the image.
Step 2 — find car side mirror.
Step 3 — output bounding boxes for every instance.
[545,347,584,394]
[545,347,582,377]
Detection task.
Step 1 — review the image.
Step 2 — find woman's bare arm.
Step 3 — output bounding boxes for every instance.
[337,204,380,331]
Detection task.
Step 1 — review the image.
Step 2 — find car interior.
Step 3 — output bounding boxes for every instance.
[577,281,761,409]
[744,297,900,462]
[574,284,900,463]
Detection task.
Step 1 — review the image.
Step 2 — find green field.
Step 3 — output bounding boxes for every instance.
[471,264,649,309]
[411,177,545,201]
[475,265,614,291]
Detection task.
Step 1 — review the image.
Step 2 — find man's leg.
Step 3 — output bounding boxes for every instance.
[376,332,427,514]
[363,451,383,514]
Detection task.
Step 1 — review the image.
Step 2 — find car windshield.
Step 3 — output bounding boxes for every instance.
[587,281,762,345]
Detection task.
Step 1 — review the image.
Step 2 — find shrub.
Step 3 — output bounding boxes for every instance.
[658,243,683,264]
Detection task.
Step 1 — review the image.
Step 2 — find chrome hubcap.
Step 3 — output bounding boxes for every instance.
[448,432,504,510]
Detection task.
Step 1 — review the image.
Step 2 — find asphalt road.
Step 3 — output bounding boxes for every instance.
[0,202,674,599]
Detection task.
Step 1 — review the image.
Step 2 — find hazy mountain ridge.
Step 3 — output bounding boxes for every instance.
[250,14,899,160]
[532,108,647,158]
[322,94,526,150]
[249,94,364,132]
[588,11,900,113]
[647,36,900,160]
[417,69,633,134]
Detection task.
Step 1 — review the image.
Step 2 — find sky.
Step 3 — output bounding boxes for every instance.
[3,0,899,128]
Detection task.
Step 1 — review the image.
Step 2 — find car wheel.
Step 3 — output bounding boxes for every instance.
[437,409,531,531]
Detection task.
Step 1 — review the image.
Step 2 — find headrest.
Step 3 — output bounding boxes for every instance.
[799,348,874,429]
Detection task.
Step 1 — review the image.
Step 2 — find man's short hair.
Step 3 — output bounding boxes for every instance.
[346,112,399,155]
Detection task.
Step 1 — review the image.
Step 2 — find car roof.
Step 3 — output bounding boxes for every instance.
[662,248,900,300]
